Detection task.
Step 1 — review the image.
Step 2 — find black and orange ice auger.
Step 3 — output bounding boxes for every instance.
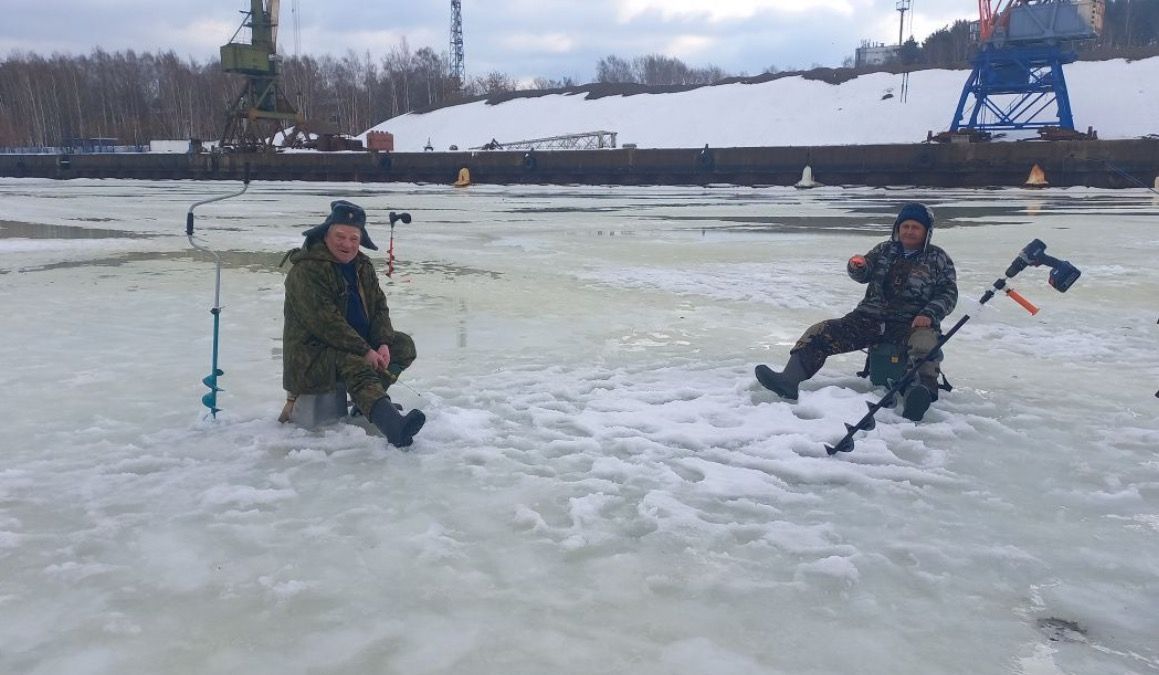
[826,239,1082,455]
[385,210,412,278]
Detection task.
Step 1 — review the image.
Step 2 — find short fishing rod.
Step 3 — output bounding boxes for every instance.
[186,174,251,418]
[826,239,1081,455]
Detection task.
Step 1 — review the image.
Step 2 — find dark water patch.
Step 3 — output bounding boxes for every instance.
[654,215,892,235]
[510,206,624,214]
[654,211,1028,233]
[0,220,153,240]
[192,214,251,221]
[13,249,288,274]
[1036,617,1088,643]
[393,260,502,280]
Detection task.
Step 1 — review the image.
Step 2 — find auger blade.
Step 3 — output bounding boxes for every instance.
[826,436,856,455]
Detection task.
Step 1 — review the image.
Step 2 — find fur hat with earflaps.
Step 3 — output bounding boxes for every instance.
[301,200,378,250]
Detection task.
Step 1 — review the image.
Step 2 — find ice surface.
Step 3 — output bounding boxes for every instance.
[1,178,1158,674]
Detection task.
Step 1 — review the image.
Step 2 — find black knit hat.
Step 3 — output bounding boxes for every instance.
[302,200,378,250]
[893,202,934,231]
[892,202,934,251]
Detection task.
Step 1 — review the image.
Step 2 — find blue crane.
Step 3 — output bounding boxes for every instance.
[948,0,1105,140]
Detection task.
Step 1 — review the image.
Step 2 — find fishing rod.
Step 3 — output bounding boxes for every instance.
[1104,161,1159,196]
[186,174,251,418]
[826,238,1081,455]
[386,210,412,278]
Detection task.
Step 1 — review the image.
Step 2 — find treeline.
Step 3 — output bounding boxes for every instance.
[594,54,728,86]
[0,0,1155,148]
[903,0,1159,67]
[0,42,535,147]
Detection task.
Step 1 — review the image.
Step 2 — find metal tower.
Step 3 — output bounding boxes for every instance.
[948,0,1104,138]
[219,0,303,152]
[896,0,912,45]
[450,0,465,82]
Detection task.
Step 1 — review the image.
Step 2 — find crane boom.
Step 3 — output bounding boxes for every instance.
[268,0,280,50]
[979,0,1021,42]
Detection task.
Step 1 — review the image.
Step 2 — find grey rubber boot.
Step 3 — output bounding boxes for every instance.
[754,353,812,401]
[370,397,427,448]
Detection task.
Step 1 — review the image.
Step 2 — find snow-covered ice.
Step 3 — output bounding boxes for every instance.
[1,178,1157,674]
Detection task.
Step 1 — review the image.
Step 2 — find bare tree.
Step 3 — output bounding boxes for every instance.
[596,55,635,83]
[469,71,516,95]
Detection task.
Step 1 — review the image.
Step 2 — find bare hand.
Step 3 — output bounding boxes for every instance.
[912,315,932,329]
[376,344,391,366]
[364,349,388,371]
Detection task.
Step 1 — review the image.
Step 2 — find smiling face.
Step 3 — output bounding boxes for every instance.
[324,224,362,263]
[897,219,927,250]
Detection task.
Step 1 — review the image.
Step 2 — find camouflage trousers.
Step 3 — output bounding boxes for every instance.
[336,331,417,415]
[789,311,942,383]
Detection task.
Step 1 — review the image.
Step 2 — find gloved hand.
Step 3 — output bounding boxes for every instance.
[848,255,867,271]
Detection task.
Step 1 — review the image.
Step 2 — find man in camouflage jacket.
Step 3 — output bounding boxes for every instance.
[755,202,957,421]
[282,200,425,447]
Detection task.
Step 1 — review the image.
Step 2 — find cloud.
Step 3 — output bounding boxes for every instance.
[499,33,577,55]
[0,0,978,81]
[615,0,857,23]
[662,35,716,59]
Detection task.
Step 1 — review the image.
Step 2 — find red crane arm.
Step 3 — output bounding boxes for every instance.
[979,0,1026,42]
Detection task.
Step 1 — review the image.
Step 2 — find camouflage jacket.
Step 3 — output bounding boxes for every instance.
[282,242,394,394]
[847,239,958,326]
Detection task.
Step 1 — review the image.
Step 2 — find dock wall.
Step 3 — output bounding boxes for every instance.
[1,139,1156,188]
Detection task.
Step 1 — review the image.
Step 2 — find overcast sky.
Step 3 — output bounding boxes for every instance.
[1,1,976,82]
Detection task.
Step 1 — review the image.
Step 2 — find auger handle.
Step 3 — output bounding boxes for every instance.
[1005,288,1039,315]
[186,175,251,236]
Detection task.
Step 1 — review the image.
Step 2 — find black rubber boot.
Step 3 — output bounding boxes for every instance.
[370,397,427,448]
[755,353,812,401]
[901,383,932,421]
[921,375,940,402]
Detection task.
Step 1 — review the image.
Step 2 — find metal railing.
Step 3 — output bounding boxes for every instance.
[471,130,618,151]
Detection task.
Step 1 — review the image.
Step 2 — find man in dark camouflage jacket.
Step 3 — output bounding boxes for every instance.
[755,202,957,421]
[282,200,425,447]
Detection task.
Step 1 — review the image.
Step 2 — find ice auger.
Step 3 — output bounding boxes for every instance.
[186,176,251,418]
[385,210,412,278]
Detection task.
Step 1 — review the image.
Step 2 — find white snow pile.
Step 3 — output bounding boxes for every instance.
[364,57,1159,152]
